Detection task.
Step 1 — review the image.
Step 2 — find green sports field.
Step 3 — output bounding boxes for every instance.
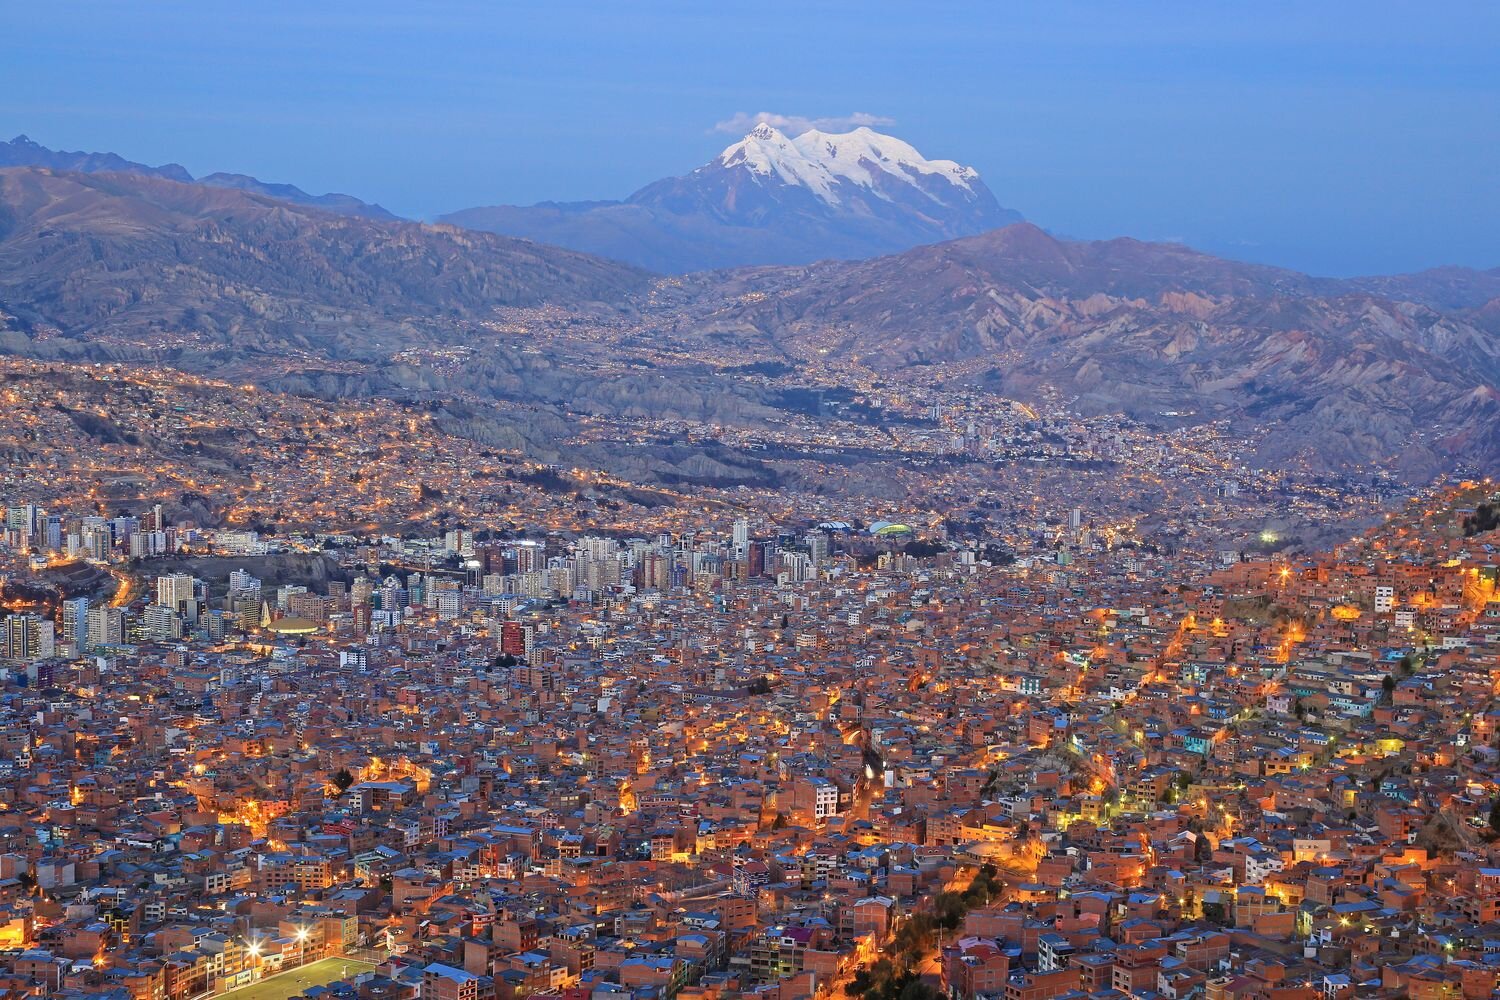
[220,958,376,1000]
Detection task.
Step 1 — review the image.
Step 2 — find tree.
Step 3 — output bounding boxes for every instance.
[1488,798,1500,836]
[897,980,939,1000]
[1382,674,1397,703]
[331,768,355,793]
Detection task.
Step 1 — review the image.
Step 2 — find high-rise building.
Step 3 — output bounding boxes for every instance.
[137,605,182,642]
[3,614,54,660]
[61,597,89,653]
[157,574,196,614]
[228,568,260,594]
[205,609,234,641]
[81,523,112,562]
[805,531,830,565]
[86,606,125,649]
[500,621,531,657]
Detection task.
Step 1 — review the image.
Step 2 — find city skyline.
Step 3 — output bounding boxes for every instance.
[1,5,1499,999]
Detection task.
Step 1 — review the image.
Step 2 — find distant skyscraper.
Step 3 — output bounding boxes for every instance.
[86,606,125,649]
[61,597,89,652]
[138,604,182,642]
[805,531,830,565]
[157,573,195,612]
[3,614,53,660]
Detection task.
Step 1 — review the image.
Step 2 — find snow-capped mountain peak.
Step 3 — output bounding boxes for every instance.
[443,123,1021,273]
[716,124,980,206]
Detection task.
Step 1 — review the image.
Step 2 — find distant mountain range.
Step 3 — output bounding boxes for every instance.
[0,166,646,368]
[671,223,1500,476]
[0,131,1496,482]
[440,124,1023,272]
[0,133,398,220]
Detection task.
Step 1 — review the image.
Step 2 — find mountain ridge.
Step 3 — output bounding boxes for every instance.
[0,133,397,220]
[670,223,1500,477]
[0,162,1496,482]
[0,165,647,364]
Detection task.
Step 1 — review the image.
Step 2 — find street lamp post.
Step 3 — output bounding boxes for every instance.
[296,926,309,969]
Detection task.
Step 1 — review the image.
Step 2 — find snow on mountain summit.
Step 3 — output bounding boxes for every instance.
[717,124,980,206]
[442,123,1021,272]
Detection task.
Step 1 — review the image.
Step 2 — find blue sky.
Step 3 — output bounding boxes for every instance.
[2,0,1496,276]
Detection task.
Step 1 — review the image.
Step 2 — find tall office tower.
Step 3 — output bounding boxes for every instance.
[747,542,766,578]
[1069,507,1083,531]
[226,564,261,623]
[805,531,830,565]
[157,574,197,614]
[643,552,671,592]
[83,525,111,562]
[204,609,232,641]
[514,541,544,574]
[583,536,617,562]
[86,606,125,649]
[5,505,36,535]
[547,565,574,597]
[109,516,139,551]
[379,578,406,612]
[43,515,62,551]
[4,614,53,660]
[444,529,474,555]
[733,518,750,555]
[277,585,308,610]
[138,604,183,642]
[61,597,89,652]
[435,588,463,621]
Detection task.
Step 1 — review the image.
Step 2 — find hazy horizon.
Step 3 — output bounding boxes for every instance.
[3,0,1497,276]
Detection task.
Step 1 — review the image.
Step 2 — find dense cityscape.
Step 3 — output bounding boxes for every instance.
[1,384,1499,1000]
[1,7,1496,1000]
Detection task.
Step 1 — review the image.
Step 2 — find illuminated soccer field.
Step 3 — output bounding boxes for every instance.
[220,958,376,1000]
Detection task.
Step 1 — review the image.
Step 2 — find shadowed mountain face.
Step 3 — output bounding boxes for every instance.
[671,224,1500,477]
[0,166,1494,483]
[0,167,649,365]
[440,124,1023,273]
[0,134,397,219]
